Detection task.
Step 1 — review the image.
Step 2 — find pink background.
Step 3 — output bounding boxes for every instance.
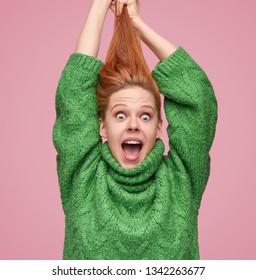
[1,0,255,259]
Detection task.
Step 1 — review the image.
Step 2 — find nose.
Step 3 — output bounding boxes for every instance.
[127,116,140,132]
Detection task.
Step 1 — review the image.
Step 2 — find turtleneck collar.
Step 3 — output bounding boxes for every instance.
[101,139,165,186]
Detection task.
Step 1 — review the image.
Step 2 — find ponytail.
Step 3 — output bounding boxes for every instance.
[97,4,161,120]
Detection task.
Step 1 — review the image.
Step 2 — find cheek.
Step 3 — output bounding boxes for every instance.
[106,121,124,139]
[108,121,121,132]
[144,124,160,142]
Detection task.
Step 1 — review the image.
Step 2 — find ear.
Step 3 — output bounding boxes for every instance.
[99,118,107,138]
[156,118,163,139]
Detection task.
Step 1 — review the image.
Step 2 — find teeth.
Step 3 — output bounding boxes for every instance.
[125,141,140,145]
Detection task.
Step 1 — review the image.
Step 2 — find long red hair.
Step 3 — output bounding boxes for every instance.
[97,4,161,120]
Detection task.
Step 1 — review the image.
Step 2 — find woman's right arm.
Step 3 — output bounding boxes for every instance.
[75,0,113,57]
[52,0,112,212]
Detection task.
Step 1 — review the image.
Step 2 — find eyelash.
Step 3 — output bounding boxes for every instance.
[115,112,126,119]
[140,113,151,120]
[115,112,151,121]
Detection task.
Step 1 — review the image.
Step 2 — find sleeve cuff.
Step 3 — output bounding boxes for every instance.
[152,47,191,78]
[66,53,104,74]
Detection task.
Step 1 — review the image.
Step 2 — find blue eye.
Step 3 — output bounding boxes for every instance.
[116,112,126,119]
[141,113,151,121]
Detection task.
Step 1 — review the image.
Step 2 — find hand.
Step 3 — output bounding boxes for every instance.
[110,0,139,20]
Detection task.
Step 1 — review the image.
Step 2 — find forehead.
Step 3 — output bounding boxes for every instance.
[109,87,155,107]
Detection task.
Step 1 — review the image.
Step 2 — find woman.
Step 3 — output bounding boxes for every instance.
[53,0,218,259]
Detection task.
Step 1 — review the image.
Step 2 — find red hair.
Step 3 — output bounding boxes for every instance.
[97,4,161,120]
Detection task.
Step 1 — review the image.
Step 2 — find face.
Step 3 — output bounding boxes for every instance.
[100,86,162,169]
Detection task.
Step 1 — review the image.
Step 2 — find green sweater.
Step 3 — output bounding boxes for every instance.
[52,47,217,260]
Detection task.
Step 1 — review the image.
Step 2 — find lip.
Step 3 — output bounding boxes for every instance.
[121,137,143,161]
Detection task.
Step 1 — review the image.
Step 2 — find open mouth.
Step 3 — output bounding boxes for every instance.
[121,140,143,161]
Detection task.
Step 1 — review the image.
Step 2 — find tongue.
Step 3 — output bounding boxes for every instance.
[122,144,141,159]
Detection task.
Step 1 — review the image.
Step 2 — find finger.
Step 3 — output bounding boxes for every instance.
[117,0,125,16]
[110,3,116,14]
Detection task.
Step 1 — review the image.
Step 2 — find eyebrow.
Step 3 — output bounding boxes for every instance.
[111,103,156,112]
[141,105,156,112]
[111,103,127,111]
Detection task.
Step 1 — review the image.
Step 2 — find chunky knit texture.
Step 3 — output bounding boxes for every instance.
[52,47,218,260]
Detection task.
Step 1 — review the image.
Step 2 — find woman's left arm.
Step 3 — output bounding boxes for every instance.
[152,48,218,206]
[112,0,218,204]
[122,0,218,205]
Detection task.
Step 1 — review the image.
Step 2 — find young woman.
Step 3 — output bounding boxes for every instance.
[53,0,218,259]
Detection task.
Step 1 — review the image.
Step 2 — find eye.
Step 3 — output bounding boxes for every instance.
[140,113,151,121]
[116,112,126,120]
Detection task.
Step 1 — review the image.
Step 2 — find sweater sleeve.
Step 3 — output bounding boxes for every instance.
[152,47,218,206]
[52,53,103,211]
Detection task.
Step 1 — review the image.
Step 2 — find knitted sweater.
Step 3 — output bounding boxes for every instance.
[52,47,217,260]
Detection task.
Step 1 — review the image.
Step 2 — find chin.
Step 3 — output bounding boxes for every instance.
[121,162,139,170]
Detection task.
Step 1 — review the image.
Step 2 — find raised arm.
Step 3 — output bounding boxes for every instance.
[152,50,218,206]
[75,0,114,57]
[52,1,113,212]
[117,0,217,205]
[133,17,177,61]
